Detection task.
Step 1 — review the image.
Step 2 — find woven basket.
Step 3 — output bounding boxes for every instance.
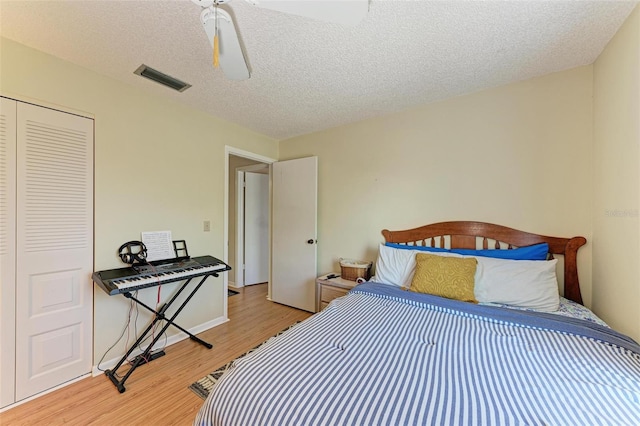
[339,258,372,281]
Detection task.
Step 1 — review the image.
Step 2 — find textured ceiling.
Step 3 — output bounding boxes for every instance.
[0,0,636,140]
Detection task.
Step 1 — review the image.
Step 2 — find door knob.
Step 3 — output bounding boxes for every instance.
[307,239,316,244]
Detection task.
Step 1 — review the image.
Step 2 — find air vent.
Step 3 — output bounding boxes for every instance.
[134,64,192,92]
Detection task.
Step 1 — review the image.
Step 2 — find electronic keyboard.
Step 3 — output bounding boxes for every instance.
[92,255,230,295]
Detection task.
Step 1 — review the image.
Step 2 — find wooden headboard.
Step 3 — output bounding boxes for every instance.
[381,221,587,304]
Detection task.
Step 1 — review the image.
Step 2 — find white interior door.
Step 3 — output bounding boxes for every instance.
[15,102,93,401]
[271,156,317,312]
[244,171,269,285]
[0,97,17,408]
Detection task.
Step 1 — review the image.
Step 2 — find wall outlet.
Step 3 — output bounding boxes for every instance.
[203,220,211,232]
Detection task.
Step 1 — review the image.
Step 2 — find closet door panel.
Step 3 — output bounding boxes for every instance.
[15,103,93,400]
[0,98,17,408]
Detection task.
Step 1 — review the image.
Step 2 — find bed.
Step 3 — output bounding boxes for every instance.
[195,221,640,425]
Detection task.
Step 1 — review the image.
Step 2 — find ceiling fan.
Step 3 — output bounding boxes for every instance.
[191,0,369,81]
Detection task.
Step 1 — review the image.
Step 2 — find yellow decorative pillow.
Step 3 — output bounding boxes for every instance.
[410,253,478,303]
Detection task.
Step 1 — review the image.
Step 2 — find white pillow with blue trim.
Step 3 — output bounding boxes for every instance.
[474,256,560,312]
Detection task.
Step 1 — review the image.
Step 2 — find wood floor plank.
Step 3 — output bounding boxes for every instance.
[1,284,312,425]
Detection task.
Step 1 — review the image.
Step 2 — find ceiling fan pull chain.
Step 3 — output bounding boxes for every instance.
[213,3,220,68]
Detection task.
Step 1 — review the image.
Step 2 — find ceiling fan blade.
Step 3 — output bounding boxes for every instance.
[200,7,250,80]
[250,0,369,26]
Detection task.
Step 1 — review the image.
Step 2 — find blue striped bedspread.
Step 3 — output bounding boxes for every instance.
[195,282,640,426]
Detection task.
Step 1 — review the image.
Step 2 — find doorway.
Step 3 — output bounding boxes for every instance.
[236,164,269,287]
[223,147,318,316]
[224,148,275,305]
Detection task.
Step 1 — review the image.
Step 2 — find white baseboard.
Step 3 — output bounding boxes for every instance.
[92,315,229,376]
[1,318,230,411]
[228,282,242,289]
[0,374,90,413]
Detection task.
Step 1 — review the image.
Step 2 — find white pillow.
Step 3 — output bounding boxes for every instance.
[373,243,415,287]
[373,244,461,288]
[474,257,560,312]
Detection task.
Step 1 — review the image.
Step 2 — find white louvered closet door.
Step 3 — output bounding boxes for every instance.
[0,98,17,408]
[15,102,93,401]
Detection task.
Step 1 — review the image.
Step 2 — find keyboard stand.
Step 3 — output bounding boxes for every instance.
[105,273,216,393]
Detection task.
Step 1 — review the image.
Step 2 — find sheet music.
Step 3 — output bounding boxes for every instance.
[141,231,174,262]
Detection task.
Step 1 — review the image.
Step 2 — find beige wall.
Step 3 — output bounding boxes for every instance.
[280,66,594,307]
[593,6,640,342]
[0,37,278,365]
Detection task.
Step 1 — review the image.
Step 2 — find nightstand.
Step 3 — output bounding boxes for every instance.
[316,273,359,312]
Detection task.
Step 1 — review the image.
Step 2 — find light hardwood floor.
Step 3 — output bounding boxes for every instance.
[1,284,312,425]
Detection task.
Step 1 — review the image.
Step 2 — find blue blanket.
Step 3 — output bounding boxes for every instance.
[196,282,640,426]
[353,282,640,354]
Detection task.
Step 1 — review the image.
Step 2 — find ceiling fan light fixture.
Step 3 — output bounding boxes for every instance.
[134,64,192,92]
